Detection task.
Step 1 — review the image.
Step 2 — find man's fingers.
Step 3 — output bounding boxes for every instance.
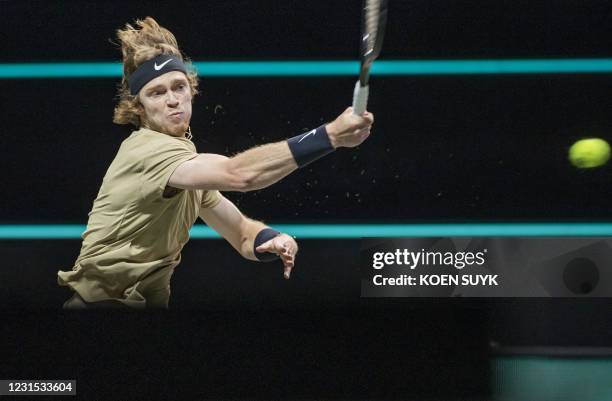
[353,127,371,138]
[255,239,275,253]
[353,117,371,130]
[283,263,293,279]
[281,244,293,256]
[280,249,293,262]
[280,250,295,279]
[257,238,296,256]
[255,245,271,253]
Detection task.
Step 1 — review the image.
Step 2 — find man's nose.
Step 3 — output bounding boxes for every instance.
[166,91,179,106]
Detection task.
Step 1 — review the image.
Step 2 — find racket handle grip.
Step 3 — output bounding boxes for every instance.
[352,81,369,115]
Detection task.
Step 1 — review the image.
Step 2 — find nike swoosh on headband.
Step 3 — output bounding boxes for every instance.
[154,59,173,71]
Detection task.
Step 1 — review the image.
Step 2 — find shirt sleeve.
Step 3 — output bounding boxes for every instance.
[201,190,222,209]
[140,137,198,200]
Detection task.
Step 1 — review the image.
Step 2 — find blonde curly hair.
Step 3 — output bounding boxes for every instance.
[112,17,199,127]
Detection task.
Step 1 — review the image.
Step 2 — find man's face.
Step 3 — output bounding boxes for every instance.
[138,71,193,137]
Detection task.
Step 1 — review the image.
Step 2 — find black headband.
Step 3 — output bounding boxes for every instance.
[127,54,188,96]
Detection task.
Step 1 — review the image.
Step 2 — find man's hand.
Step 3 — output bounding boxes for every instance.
[325,107,374,148]
[255,233,299,279]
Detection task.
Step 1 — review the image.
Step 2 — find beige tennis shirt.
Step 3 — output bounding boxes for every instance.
[57,127,220,307]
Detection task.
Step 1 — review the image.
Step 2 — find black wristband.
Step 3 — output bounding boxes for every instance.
[287,125,335,168]
[254,228,281,262]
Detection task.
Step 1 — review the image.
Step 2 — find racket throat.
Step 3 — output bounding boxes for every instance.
[359,67,372,86]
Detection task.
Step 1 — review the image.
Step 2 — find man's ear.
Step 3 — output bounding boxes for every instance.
[135,100,144,115]
[135,101,147,126]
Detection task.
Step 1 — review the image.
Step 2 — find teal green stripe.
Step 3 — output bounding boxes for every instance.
[2,223,612,239]
[2,59,612,78]
[195,61,358,76]
[0,63,123,78]
[373,59,612,75]
[493,357,612,400]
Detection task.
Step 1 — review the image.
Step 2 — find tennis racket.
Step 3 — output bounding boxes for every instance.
[352,0,388,115]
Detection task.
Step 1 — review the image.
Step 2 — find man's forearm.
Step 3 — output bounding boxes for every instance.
[226,122,339,192]
[227,141,298,192]
[239,218,270,260]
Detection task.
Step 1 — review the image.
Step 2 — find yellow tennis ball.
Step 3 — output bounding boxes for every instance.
[569,138,610,168]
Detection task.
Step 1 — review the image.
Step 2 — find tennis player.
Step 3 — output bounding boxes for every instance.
[58,17,374,309]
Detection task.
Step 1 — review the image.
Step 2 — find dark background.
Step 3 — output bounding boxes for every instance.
[2,1,612,399]
[3,0,612,222]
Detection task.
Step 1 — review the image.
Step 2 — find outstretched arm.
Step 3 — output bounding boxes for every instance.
[169,107,374,192]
